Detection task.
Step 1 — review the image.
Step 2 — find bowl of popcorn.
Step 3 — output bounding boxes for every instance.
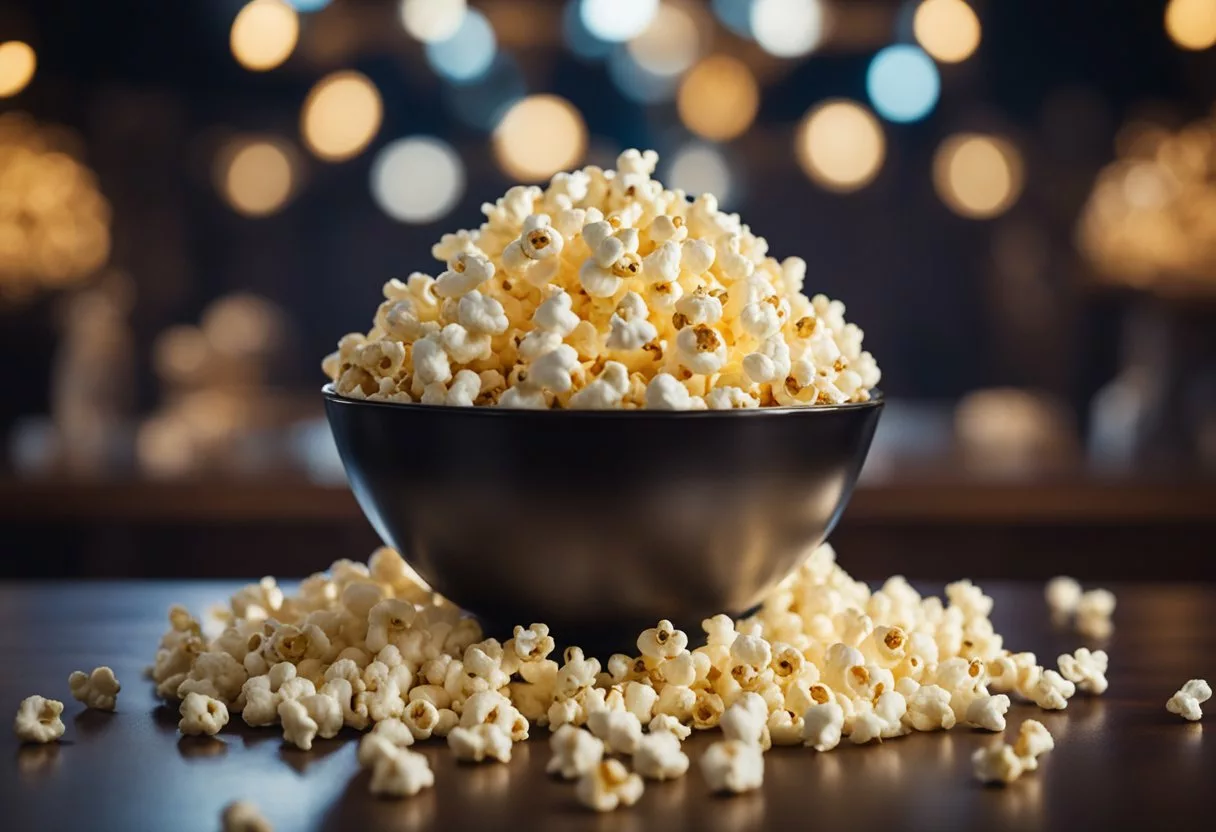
[323,150,882,645]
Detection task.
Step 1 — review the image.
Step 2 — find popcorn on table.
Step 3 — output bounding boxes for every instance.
[369,747,435,798]
[972,743,1025,785]
[577,759,645,813]
[68,666,121,711]
[1166,679,1211,722]
[700,739,765,794]
[324,150,880,410]
[179,692,229,736]
[221,801,273,832]
[14,695,65,744]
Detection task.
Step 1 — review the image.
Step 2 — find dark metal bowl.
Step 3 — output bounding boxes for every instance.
[324,385,882,648]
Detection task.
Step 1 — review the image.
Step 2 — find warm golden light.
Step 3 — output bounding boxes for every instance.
[628,2,702,77]
[913,0,982,64]
[493,95,587,182]
[230,0,299,72]
[1165,0,1216,50]
[795,100,886,192]
[217,139,295,217]
[933,133,1024,219]
[0,41,36,98]
[300,71,383,162]
[399,0,468,43]
[677,56,759,142]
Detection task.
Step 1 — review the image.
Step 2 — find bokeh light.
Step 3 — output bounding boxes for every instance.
[677,56,759,142]
[933,133,1024,219]
[287,0,330,11]
[796,99,886,192]
[1165,0,1216,50]
[371,137,465,224]
[300,71,383,162]
[866,44,940,123]
[230,0,299,72]
[444,54,526,131]
[913,0,981,64]
[666,143,735,207]
[751,0,825,58]
[400,0,468,44]
[0,42,36,98]
[425,8,496,83]
[494,95,588,182]
[628,3,703,77]
[216,139,295,217]
[712,0,755,38]
[609,48,678,104]
[580,0,659,43]
[563,0,614,61]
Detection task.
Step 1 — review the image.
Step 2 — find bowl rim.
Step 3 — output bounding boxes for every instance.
[322,383,884,417]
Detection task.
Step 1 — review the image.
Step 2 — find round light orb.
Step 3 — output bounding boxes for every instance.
[444,55,526,131]
[371,137,465,224]
[579,0,659,43]
[300,71,383,162]
[400,0,468,44]
[1165,0,1216,50]
[866,44,940,123]
[563,0,614,61]
[933,133,1024,219]
[628,3,702,77]
[795,99,886,192]
[750,0,825,58]
[666,143,735,206]
[913,0,981,64]
[0,42,36,98]
[493,95,588,182]
[219,139,295,217]
[288,0,331,11]
[609,49,678,104]
[230,0,300,72]
[677,55,759,141]
[425,8,496,83]
[712,0,755,38]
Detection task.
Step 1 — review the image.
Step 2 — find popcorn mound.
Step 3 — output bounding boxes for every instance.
[323,149,880,410]
[143,543,1119,812]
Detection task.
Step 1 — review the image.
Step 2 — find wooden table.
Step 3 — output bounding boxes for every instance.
[2,582,1214,831]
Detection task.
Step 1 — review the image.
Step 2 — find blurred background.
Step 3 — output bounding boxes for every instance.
[0,0,1213,581]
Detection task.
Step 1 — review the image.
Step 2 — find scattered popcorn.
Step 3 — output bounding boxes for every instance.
[971,743,1025,785]
[1044,576,1082,617]
[68,666,121,711]
[548,724,605,780]
[369,747,435,798]
[1075,589,1116,639]
[700,739,765,794]
[325,150,879,409]
[1166,679,1211,722]
[1014,719,1054,770]
[1029,670,1076,711]
[964,694,1011,732]
[448,723,513,763]
[648,713,692,741]
[576,759,644,813]
[179,692,229,736]
[633,731,690,781]
[221,801,272,832]
[1057,648,1109,695]
[13,695,65,744]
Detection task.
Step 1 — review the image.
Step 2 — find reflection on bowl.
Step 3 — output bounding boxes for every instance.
[324,386,882,648]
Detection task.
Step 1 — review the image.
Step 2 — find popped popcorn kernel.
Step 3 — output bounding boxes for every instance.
[1014,719,1054,770]
[972,743,1025,785]
[700,739,764,794]
[576,759,644,813]
[325,151,878,408]
[179,692,229,736]
[14,695,65,744]
[633,731,690,781]
[221,801,273,832]
[68,666,121,711]
[1166,679,1211,722]
[369,747,435,798]
[547,724,604,780]
[448,723,513,763]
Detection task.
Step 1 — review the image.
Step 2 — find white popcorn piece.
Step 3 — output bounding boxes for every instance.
[68,666,121,711]
[972,743,1025,785]
[448,723,513,763]
[532,290,580,336]
[700,739,764,794]
[675,324,728,375]
[1014,719,1054,770]
[1057,648,1109,695]
[529,344,581,393]
[1045,576,1082,616]
[637,619,689,660]
[1076,588,1116,619]
[606,292,658,352]
[648,713,692,741]
[645,373,704,410]
[402,699,441,740]
[720,694,769,748]
[587,708,643,755]
[569,362,629,410]
[1166,679,1211,722]
[964,694,1011,732]
[179,692,230,736]
[221,801,272,832]
[369,747,435,798]
[1030,669,1076,711]
[802,702,844,751]
[904,684,956,732]
[548,724,605,780]
[435,252,495,298]
[14,696,65,744]
[767,710,805,746]
[576,759,645,812]
[633,730,689,781]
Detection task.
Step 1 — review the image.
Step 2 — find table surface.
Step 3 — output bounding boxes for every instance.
[2,581,1214,832]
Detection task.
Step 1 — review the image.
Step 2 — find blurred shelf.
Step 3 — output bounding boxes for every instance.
[0,475,1213,524]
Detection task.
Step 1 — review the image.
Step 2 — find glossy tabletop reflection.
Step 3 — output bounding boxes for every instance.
[1,582,1214,831]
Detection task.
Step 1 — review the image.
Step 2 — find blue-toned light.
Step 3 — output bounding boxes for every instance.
[579,0,657,43]
[712,0,755,38]
[866,45,940,123]
[287,0,331,12]
[608,48,677,105]
[445,54,526,131]
[425,8,496,84]
[563,0,613,61]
